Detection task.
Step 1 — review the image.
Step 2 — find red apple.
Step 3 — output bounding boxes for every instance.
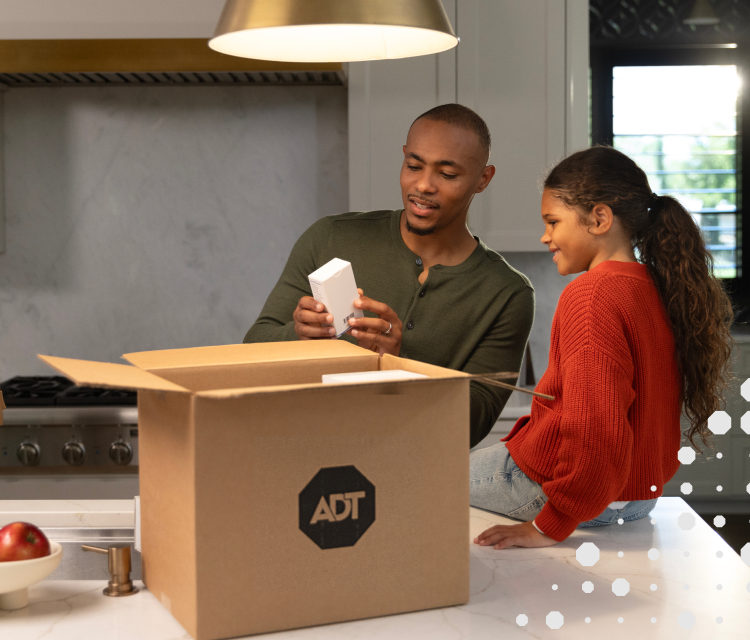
[0,522,51,562]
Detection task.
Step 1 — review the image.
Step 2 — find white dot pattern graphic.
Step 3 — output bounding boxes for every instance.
[648,548,660,560]
[741,543,750,567]
[678,611,696,629]
[582,581,594,594]
[741,378,750,401]
[576,542,600,566]
[650,583,657,591]
[714,515,726,528]
[618,551,624,557]
[552,584,558,590]
[717,551,724,558]
[585,617,591,623]
[546,611,564,630]
[680,482,693,495]
[618,617,624,623]
[516,614,528,627]
[707,410,731,435]
[678,512,696,530]
[612,578,630,596]
[741,410,750,435]
[651,617,657,623]
[677,446,695,464]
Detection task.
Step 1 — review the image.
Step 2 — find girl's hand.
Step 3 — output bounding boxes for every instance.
[473,521,558,549]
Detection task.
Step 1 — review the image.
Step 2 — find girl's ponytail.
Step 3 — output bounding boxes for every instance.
[637,196,734,449]
[545,146,734,450]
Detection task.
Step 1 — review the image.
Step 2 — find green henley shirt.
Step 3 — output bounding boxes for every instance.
[244,209,535,448]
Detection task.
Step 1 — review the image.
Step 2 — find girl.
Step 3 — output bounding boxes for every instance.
[471,146,734,548]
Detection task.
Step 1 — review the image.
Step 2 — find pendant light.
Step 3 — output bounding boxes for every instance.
[683,0,720,26]
[209,0,458,62]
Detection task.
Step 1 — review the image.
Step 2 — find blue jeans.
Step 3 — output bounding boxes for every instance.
[469,442,658,528]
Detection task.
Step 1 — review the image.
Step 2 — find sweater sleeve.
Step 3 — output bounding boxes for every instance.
[243,218,333,344]
[533,347,636,541]
[462,285,535,448]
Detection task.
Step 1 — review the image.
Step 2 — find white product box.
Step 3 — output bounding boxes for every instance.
[308,258,364,338]
[322,370,428,384]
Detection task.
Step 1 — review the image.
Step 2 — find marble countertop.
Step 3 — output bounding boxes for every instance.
[2,498,749,639]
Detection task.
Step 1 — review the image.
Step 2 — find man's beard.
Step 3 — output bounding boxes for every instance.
[405,218,436,236]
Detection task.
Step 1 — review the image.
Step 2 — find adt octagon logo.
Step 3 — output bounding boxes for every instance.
[299,465,375,550]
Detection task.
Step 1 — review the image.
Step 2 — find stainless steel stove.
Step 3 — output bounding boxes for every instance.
[1,376,138,471]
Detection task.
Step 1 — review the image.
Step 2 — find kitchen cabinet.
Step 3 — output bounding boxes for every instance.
[0,89,4,253]
[348,0,589,253]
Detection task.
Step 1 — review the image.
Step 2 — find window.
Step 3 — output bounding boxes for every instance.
[592,47,747,299]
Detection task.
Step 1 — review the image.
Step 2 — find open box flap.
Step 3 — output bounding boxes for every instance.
[122,341,374,371]
[38,355,190,393]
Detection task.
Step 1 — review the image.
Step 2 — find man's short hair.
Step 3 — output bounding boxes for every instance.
[412,103,491,160]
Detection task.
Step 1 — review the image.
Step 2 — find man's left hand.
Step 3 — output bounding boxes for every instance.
[473,521,558,550]
[348,289,402,357]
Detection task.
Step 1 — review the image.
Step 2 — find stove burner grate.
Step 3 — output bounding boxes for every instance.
[0,376,137,407]
[0,376,74,406]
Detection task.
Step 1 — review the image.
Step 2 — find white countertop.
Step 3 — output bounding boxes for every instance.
[2,498,749,639]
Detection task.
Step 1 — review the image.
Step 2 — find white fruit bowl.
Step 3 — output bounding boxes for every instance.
[0,542,63,610]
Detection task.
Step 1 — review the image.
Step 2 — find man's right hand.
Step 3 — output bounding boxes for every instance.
[293,296,337,340]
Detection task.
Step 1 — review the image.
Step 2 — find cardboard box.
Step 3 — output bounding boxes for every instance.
[39,341,470,640]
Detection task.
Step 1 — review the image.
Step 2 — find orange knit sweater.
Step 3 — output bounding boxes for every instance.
[503,260,682,541]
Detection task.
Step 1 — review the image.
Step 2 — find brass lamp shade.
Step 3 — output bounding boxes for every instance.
[209,0,458,62]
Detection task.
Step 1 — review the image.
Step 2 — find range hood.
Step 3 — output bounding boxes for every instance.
[0,39,345,87]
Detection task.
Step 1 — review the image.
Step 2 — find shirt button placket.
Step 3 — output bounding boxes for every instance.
[406,321,414,330]
[415,258,422,266]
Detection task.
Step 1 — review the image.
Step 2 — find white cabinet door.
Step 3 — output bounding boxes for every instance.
[348,1,457,212]
[348,0,589,247]
[457,0,589,251]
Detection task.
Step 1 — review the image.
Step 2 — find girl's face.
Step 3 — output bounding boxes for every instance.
[540,189,598,276]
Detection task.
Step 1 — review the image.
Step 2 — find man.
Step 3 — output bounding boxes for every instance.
[244,104,534,448]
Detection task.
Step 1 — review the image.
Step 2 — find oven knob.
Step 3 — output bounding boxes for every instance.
[17,442,41,467]
[62,442,86,466]
[109,441,133,466]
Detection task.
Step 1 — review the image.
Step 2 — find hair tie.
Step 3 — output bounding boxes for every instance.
[648,192,661,219]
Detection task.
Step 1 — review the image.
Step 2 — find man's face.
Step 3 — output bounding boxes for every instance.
[399,118,493,236]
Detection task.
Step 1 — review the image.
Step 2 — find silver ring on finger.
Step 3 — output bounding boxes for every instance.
[383,322,393,335]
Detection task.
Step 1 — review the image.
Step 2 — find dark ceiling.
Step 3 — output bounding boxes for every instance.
[590,0,750,46]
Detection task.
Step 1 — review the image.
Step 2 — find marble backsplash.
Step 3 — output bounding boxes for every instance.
[0,85,348,379]
[0,83,566,388]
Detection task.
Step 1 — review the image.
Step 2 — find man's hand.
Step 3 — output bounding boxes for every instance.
[293,296,337,340]
[349,289,403,357]
[473,521,558,550]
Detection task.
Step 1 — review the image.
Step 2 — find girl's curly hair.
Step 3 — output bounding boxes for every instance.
[545,146,734,450]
